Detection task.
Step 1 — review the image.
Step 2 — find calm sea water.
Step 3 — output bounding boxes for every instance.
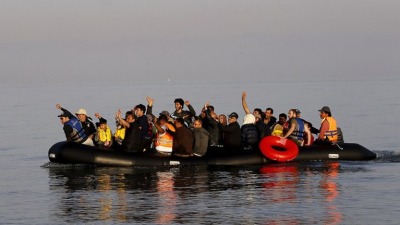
[1,79,399,224]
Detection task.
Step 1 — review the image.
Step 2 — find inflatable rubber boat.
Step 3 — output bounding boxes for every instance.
[48,137,377,167]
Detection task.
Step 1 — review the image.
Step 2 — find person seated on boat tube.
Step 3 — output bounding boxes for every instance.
[241,114,258,151]
[170,117,193,157]
[316,106,338,144]
[153,114,176,156]
[192,118,209,157]
[115,110,141,153]
[171,98,196,127]
[282,109,311,146]
[93,113,113,148]
[56,104,94,146]
[75,108,97,142]
[270,113,287,137]
[218,112,241,151]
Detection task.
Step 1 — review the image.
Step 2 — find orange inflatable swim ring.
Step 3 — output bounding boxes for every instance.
[259,136,299,162]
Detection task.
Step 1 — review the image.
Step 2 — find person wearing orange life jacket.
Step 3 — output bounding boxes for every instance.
[153,114,176,156]
[317,106,338,144]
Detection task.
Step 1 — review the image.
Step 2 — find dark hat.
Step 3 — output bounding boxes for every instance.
[318,106,331,113]
[158,114,168,122]
[295,109,301,114]
[229,112,239,119]
[160,110,170,117]
[98,117,107,125]
[57,112,69,118]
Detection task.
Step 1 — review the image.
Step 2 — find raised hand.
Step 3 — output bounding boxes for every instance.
[94,112,102,118]
[146,96,154,107]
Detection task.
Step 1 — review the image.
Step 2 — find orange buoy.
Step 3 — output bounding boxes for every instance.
[259,136,299,162]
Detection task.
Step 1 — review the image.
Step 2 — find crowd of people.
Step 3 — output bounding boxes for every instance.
[56,91,339,157]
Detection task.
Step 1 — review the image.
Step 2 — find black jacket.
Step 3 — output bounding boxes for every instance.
[218,121,241,150]
[241,124,258,150]
[122,122,141,153]
[202,108,221,146]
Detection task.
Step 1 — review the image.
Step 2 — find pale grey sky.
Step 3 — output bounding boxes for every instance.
[1,0,399,85]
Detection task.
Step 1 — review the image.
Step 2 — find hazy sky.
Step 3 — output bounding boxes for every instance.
[1,0,399,85]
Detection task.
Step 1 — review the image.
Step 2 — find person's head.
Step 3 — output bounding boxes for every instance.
[98,118,107,130]
[255,114,262,123]
[211,112,218,121]
[193,118,203,129]
[174,117,185,128]
[134,104,146,117]
[160,110,170,118]
[125,111,136,123]
[295,109,301,118]
[253,108,263,118]
[174,98,184,111]
[58,113,70,124]
[200,108,206,118]
[288,109,298,119]
[219,114,227,126]
[278,113,287,125]
[243,114,256,125]
[158,114,168,125]
[265,108,274,119]
[228,112,238,124]
[319,106,332,118]
[208,105,215,112]
[75,108,88,122]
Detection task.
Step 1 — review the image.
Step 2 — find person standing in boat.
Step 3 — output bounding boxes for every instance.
[283,109,311,146]
[192,118,209,157]
[218,112,241,151]
[115,110,141,153]
[171,98,196,127]
[134,104,153,152]
[316,106,338,144]
[56,104,94,146]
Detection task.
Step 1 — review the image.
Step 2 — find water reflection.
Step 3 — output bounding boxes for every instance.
[47,165,211,224]
[155,171,176,224]
[259,162,343,225]
[259,164,299,203]
[46,163,345,224]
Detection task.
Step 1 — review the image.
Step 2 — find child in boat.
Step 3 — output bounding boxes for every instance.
[114,119,125,146]
[94,113,113,148]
